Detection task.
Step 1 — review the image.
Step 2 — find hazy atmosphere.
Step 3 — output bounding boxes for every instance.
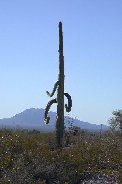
[0,0,122,125]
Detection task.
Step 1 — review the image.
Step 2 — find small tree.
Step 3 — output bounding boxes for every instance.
[108,117,118,131]
[108,110,122,132]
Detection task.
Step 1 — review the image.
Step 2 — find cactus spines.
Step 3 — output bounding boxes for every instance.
[44,22,72,147]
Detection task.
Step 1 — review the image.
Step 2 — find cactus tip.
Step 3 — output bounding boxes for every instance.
[46,91,50,96]
[44,116,50,124]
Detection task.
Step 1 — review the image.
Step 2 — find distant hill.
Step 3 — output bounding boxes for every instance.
[0,108,109,131]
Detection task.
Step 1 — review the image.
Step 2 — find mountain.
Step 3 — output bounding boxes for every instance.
[0,108,109,131]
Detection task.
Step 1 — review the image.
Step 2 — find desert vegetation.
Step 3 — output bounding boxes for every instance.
[0,127,121,184]
[108,110,122,132]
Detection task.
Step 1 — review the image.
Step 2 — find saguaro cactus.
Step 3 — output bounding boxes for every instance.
[44,22,72,147]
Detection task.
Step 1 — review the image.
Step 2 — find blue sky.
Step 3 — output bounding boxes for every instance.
[0,0,122,125]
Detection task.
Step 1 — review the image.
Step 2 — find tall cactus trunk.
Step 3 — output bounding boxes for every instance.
[56,22,64,147]
[44,22,72,148]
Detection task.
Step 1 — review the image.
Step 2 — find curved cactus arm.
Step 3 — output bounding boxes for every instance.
[64,93,72,112]
[44,98,57,124]
[46,81,59,97]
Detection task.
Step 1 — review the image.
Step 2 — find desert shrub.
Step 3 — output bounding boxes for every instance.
[0,128,121,183]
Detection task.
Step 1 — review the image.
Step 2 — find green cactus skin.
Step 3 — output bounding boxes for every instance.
[44,98,57,124]
[44,92,72,123]
[44,22,72,147]
[64,93,72,112]
[56,22,64,148]
[46,81,59,97]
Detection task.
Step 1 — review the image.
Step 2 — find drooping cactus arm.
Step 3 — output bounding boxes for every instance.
[64,93,72,112]
[44,98,57,124]
[46,81,59,97]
